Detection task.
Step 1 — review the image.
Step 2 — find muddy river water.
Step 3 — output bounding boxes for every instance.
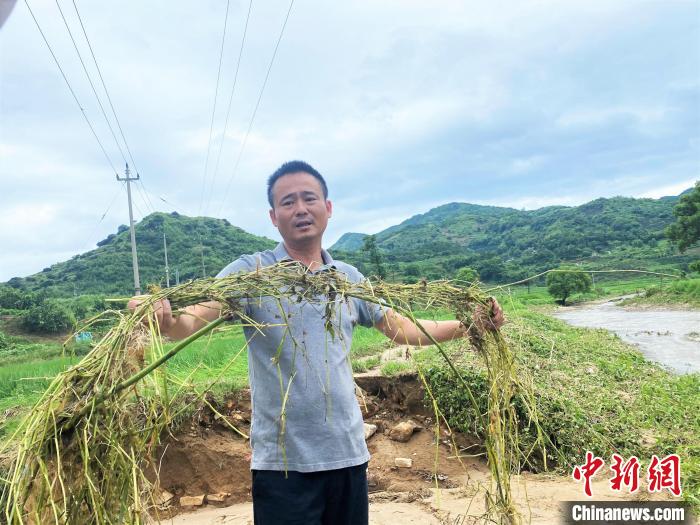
[552,298,700,374]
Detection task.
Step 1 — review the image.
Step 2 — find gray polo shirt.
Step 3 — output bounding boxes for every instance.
[216,242,386,472]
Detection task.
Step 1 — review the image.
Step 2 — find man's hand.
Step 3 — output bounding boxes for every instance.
[127,296,175,332]
[474,297,505,332]
[127,298,223,341]
[488,297,506,331]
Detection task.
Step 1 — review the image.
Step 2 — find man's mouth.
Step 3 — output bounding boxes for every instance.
[295,220,313,228]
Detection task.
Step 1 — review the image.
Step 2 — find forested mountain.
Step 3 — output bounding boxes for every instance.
[4,213,275,296]
[331,193,695,281]
[4,191,695,296]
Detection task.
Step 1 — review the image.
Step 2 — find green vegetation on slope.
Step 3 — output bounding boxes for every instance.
[4,212,275,297]
[418,309,699,507]
[666,181,700,253]
[332,193,695,282]
[621,278,700,307]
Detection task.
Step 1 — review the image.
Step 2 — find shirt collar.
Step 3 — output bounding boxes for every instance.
[273,242,335,269]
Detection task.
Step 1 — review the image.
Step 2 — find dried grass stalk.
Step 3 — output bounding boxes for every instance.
[1,261,548,524]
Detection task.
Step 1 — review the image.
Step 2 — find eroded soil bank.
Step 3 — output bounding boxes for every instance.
[150,372,678,524]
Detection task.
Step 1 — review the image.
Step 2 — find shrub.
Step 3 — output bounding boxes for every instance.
[455,266,479,283]
[21,301,76,334]
[546,268,592,305]
[67,295,108,320]
[0,287,41,310]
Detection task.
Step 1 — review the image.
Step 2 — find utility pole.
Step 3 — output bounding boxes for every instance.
[196,232,207,278]
[116,163,141,295]
[163,230,170,287]
[175,268,180,286]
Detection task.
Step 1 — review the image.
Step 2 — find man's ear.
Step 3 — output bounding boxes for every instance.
[325,199,332,218]
[269,208,278,227]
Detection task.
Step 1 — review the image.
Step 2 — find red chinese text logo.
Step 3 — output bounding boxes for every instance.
[572,453,681,497]
[647,454,682,497]
[572,451,605,497]
[609,454,640,493]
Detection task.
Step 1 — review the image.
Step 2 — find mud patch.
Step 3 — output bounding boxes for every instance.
[149,391,253,513]
[154,372,479,516]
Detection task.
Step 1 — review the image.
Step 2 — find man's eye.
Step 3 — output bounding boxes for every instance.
[306,197,317,202]
[282,201,293,206]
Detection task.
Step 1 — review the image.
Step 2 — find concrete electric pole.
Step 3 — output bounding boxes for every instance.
[163,230,170,288]
[116,163,142,295]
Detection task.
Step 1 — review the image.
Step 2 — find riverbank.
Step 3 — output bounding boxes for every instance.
[414,306,699,510]
[619,278,700,308]
[553,297,700,374]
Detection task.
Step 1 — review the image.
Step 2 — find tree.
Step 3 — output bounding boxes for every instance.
[455,266,479,283]
[21,300,76,334]
[546,268,592,305]
[403,263,420,277]
[666,181,700,252]
[476,254,505,282]
[362,235,386,279]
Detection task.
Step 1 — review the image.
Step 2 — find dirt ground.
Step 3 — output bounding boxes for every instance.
[152,371,682,525]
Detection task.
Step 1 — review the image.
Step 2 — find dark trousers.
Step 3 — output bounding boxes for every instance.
[252,462,369,525]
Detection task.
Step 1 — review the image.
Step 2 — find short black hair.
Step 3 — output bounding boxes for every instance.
[267,160,328,207]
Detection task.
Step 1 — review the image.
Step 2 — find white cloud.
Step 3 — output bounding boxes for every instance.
[509,155,547,174]
[639,179,697,199]
[0,0,697,281]
[556,106,669,128]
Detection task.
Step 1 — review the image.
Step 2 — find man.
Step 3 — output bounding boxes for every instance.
[130,160,503,525]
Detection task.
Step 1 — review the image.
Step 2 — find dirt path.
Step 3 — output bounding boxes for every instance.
[162,460,675,525]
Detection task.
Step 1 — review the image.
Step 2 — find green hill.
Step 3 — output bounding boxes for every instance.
[5,191,696,297]
[330,193,697,281]
[332,232,367,252]
[4,212,276,296]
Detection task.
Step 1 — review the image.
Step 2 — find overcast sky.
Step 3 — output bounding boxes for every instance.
[1,0,698,281]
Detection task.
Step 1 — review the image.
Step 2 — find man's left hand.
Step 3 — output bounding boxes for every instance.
[485,297,505,331]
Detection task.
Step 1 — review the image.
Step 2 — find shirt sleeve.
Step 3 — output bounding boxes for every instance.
[216,256,254,278]
[215,256,255,315]
[353,272,387,328]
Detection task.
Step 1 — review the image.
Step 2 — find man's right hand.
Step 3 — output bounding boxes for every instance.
[127,298,224,341]
[127,296,175,332]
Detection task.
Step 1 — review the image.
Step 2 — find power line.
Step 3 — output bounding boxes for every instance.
[24,0,118,175]
[198,0,232,216]
[83,182,123,250]
[70,0,141,176]
[54,0,127,165]
[217,0,295,217]
[70,0,158,216]
[134,179,156,215]
[203,0,253,216]
[136,176,157,213]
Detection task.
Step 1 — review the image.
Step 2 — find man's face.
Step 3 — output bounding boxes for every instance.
[269,172,332,246]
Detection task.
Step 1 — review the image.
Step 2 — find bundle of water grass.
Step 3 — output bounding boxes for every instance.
[0,261,548,524]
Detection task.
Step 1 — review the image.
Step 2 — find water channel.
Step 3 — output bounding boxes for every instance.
[552,298,700,374]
